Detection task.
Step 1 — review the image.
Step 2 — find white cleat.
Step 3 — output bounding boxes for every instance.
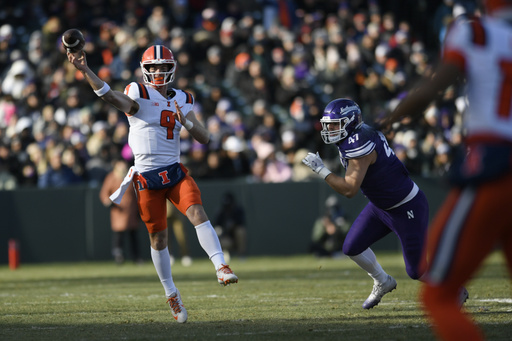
[167,290,187,323]
[362,275,397,309]
[216,264,238,286]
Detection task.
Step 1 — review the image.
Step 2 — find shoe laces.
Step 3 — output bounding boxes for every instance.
[371,280,387,296]
[218,264,233,274]
[167,296,182,313]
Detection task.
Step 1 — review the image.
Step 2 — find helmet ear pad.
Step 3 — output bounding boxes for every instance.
[320,98,363,144]
[140,45,177,86]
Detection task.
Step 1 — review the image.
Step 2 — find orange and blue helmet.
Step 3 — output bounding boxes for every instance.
[140,45,176,86]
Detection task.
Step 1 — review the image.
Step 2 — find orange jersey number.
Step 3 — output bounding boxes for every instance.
[498,60,512,118]
[160,110,176,139]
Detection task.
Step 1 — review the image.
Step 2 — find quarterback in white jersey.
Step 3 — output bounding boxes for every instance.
[444,5,512,142]
[384,1,512,340]
[67,44,238,324]
[124,82,193,172]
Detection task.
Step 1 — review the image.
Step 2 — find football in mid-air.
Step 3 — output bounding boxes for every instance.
[62,29,85,53]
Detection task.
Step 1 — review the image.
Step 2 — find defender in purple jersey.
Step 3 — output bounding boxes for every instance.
[303,98,430,309]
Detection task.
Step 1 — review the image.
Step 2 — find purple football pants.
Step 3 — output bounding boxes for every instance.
[343,190,429,279]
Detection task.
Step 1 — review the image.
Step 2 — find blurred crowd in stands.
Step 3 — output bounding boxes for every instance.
[0,0,479,189]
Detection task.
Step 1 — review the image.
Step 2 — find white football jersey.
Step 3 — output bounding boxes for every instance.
[444,15,512,142]
[124,82,194,172]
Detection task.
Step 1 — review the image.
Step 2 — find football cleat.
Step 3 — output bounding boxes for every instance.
[362,275,397,309]
[167,290,187,323]
[458,286,469,308]
[216,264,238,286]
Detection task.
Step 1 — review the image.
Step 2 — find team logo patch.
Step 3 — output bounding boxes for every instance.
[139,163,185,190]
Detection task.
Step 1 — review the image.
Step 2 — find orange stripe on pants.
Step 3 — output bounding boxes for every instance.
[421,173,512,341]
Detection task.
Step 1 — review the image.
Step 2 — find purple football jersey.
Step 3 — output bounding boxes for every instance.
[336,124,414,209]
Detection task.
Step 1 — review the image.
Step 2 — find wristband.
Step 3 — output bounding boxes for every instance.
[94,82,111,97]
[318,167,332,179]
[183,119,194,130]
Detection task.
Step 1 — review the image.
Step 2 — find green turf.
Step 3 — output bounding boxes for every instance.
[1,252,511,340]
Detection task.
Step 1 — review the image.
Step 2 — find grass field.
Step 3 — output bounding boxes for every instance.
[1,252,511,340]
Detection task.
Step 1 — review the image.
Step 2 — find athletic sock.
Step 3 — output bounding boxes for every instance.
[349,247,388,284]
[150,246,176,297]
[195,220,226,269]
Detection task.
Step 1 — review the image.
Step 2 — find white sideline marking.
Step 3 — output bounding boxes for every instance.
[477,298,512,304]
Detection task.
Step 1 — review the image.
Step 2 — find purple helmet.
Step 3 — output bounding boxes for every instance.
[320,98,363,144]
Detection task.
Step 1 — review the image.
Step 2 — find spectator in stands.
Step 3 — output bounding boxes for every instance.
[0,1,473,189]
[222,135,251,178]
[247,157,266,184]
[0,142,17,189]
[146,6,169,38]
[38,147,83,188]
[99,158,142,264]
[310,195,350,258]
[257,141,292,183]
[166,200,192,267]
[201,45,225,88]
[1,59,35,101]
[185,143,209,179]
[214,191,248,262]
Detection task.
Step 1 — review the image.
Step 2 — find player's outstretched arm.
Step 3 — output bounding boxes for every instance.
[382,62,461,127]
[66,51,139,115]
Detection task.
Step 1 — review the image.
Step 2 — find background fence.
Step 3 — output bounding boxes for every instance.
[0,177,448,264]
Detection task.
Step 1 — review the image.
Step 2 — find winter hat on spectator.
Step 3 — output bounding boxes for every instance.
[235,52,250,69]
[436,143,450,155]
[98,67,112,80]
[223,136,245,153]
[92,121,108,134]
[216,98,231,113]
[375,44,389,59]
[70,132,86,146]
[255,141,275,159]
[15,117,32,134]
[201,8,219,31]
[0,24,13,42]
[455,96,467,113]
[221,17,236,37]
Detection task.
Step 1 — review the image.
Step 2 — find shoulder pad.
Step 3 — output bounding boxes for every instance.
[448,14,486,46]
[167,89,194,105]
[467,16,486,46]
[182,90,194,105]
[124,82,151,100]
[338,126,376,159]
[136,83,150,99]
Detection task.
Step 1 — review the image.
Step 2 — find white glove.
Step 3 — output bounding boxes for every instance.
[302,152,332,179]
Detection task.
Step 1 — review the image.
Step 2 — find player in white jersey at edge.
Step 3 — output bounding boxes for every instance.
[382,0,512,339]
[67,45,238,324]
